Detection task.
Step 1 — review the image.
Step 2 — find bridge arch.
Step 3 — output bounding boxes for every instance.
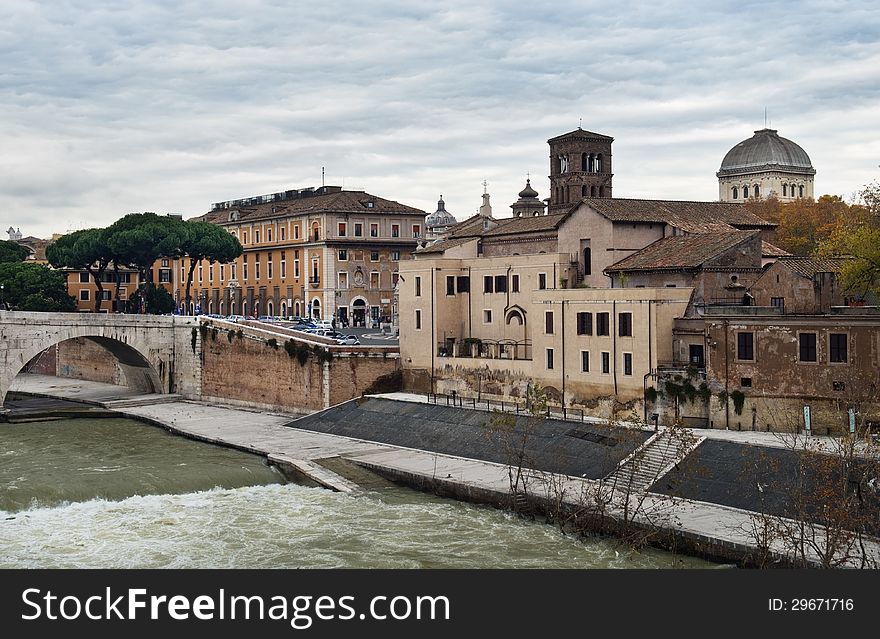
[0,311,200,407]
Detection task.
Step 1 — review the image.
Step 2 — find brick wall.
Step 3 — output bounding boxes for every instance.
[200,329,399,412]
[57,337,124,385]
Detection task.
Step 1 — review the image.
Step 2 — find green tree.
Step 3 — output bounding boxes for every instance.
[0,262,76,312]
[126,281,175,315]
[46,228,112,313]
[0,240,31,264]
[178,221,243,314]
[105,213,185,312]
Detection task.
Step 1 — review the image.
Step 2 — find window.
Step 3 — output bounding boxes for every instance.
[231,263,237,280]
[280,253,286,278]
[457,276,470,293]
[741,377,752,388]
[161,259,169,268]
[415,276,421,297]
[198,264,203,282]
[415,309,421,329]
[782,184,788,196]
[581,351,590,373]
[799,333,817,362]
[601,352,610,374]
[743,186,749,199]
[737,332,754,361]
[391,251,400,261]
[412,225,421,238]
[391,224,400,238]
[267,228,272,242]
[267,257,273,280]
[511,274,520,293]
[494,275,507,292]
[370,272,380,288]
[255,230,260,243]
[732,186,738,199]
[770,297,784,312]
[583,247,591,276]
[338,249,347,261]
[545,311,554,334]
[623,353,633,376]
[354,223,363,237]
[483,275,493,293]
[293,258,300,279]
[280,227,286,241]
[370,251,379,262]
[220,264,225,281]
[546,348,554,370]
[538,273,547,290]
[338,222,347,237]
[338,272,348,288]
[370,223,379,238]
[577,312,593,335]
[242,231,248,244]
[483,310,492,323]
[618,312,632,337]
[830,333,848,363]
[160,269,171,283]
[294,225,300,240]
[446,276,455,296]
[596,312,610,336]
[79,271,90,283]
[80,289,90,301]
[754,185,760,198]
[799,185,804,198]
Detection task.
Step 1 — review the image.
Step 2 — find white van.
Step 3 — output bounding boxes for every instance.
[314,319,334,330]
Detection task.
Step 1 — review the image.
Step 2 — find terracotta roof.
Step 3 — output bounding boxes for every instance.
[415,236,476,254]
[761,241,790,257]
[605,230,760,273]
[775,256,847,278]
[194,190,424,224]
[446,214,492,238]
[583,198,775,231]
[548,128,614,142]
[482,213,568,236]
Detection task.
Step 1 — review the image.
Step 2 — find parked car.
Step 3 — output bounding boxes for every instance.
[314,319,335,331]
[335,335,361,346]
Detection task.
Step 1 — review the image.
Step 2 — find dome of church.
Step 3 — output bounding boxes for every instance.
[518,179,539,199]
[425,195,457,228]
[718,129,814,176]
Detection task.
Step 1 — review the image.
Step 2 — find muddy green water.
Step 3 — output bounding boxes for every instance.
[0,417,717,568]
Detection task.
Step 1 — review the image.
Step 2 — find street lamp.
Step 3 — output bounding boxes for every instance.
[0,283,5,310]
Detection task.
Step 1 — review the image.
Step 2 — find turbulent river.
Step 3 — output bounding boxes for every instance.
[0,417,716,568]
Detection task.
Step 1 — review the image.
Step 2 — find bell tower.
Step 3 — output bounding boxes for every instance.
[548,128,613,213]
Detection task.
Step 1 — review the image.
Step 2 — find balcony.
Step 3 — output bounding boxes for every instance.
[309,276,320,285]
[437,339,532,361]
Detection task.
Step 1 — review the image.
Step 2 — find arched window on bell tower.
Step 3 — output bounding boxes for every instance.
[596,154,603,173]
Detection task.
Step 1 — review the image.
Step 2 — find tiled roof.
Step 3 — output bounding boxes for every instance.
[482,213,568,236]
[761,241,790,257]
[414,236,476,254]
[775,256,847,278]
[446,214,491,238]
[194,190,424,224]
[605,230,760,272]
[583,198,775,231]
[548,128,614,142]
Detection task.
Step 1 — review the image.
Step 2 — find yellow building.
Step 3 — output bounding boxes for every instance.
[399,252,692,412]
[186,185,424,323]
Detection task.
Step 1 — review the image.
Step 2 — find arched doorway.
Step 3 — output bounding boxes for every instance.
[267,301,274,317]
[351,298,368,328]
[294,301,301,317]
[280,302,287,318]
[311,298,321,319]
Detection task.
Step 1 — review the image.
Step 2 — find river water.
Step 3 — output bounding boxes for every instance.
[0,417,716,568]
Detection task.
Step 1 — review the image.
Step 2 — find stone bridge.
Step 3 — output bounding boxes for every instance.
[0,311,202,406]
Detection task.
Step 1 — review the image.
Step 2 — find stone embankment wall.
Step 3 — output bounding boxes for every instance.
[199,322,401,412]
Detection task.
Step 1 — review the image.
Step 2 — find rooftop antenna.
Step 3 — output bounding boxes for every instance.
[578,117,583,129]
[322,166,325,187]
[482,180,488,194]
[764,107,767,128]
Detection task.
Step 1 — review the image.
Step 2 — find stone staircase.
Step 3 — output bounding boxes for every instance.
[100,394,183,409]
[604,429,705,492]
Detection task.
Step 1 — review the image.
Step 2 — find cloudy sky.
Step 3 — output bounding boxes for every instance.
[2,0,879,238]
